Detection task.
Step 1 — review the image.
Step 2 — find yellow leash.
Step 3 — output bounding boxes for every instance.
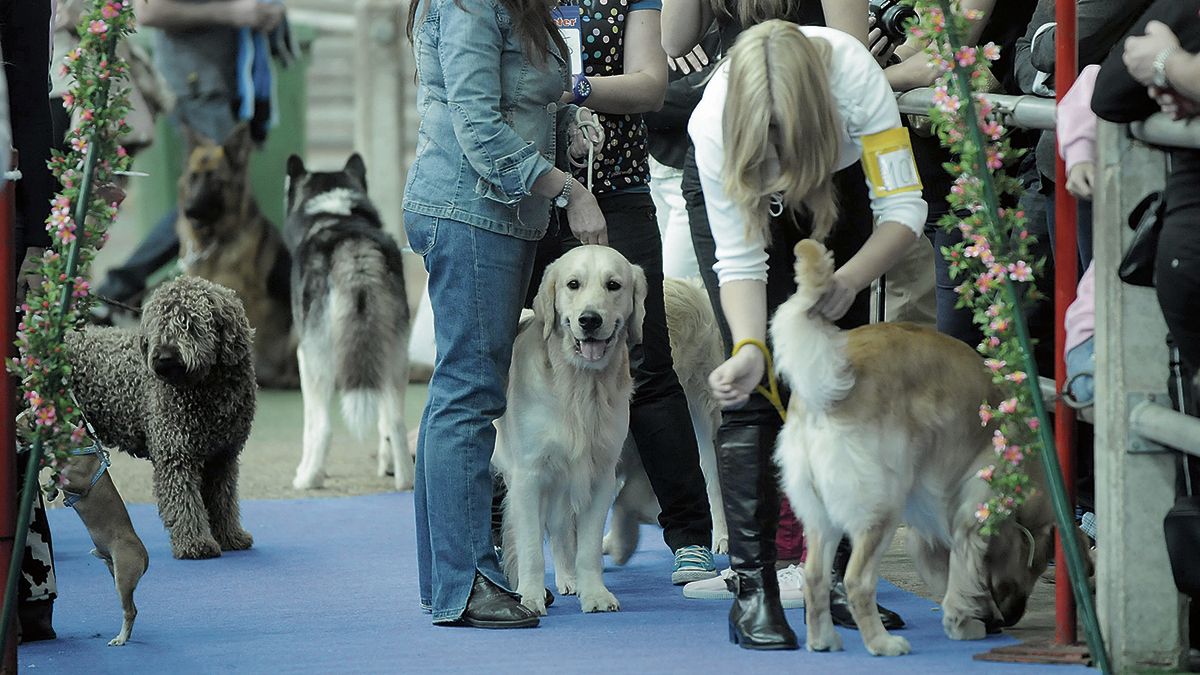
[730,338,787,422]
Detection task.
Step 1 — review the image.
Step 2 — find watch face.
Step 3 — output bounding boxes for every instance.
[577,79,591,98]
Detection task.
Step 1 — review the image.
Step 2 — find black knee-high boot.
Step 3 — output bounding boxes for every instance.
[717,422,798,650]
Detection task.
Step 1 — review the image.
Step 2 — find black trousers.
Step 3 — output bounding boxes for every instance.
[524,190,713,552]
[1158,150,1200,375]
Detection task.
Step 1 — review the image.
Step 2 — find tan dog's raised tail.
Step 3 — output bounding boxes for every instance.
[61,452,149,646]
[770,240,1053,657]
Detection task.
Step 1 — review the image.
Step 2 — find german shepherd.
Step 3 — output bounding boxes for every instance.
[284,153,413,491]
[176,123,298,388]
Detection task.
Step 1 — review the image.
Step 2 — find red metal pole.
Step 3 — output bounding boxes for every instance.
[1054,0,1079,647]
[1,155,19,670]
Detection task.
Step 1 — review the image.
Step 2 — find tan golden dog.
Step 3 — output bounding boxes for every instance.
[770,240,1053,656]
[603,277,728,563]
[176,124,297,388]
[493,246,647,615]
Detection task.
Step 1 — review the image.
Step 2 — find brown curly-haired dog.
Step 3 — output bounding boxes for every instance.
[66,276,257,560]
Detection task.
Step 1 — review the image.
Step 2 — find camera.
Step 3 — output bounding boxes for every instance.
[869,0,918,44]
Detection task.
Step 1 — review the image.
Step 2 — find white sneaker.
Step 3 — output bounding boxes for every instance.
[681,565,806,609]
[682,568,734,599]
[777,564,805,609]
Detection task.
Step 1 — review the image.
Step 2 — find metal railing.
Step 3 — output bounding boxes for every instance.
[1130,400,1200,458]
[897,87,1200,150]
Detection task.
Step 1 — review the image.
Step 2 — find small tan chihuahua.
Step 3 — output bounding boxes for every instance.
[60,445,148,646]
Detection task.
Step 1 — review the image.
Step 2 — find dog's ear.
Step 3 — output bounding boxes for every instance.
[627,264,648,347]
[222,122,254,170]
[211,284,255,367]
[286,154,307,179]
[344,153,368,190]
[533,263,560,341]
[180,123,212,153]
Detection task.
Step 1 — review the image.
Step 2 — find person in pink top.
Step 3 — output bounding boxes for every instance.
[1058,64,1101,407]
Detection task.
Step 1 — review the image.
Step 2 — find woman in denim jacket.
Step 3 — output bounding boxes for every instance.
[404,0,606,629]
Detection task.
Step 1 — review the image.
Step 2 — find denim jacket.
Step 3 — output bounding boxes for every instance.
[404,0,574,241]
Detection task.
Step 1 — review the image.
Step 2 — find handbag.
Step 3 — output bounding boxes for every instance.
[1163,340,1200,598]
[1118,190,1165,287]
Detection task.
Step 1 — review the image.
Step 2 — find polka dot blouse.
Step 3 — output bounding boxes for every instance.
[566,0,662,195]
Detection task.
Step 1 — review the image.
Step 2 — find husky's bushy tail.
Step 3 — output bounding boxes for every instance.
[768,239,855,413]
[330,239,406,435]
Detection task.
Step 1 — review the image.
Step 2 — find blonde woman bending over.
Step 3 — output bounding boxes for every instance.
[690,20,927,650]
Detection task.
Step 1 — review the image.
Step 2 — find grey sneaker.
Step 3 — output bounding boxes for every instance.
[671,545,718,585]
[682,565,806,608]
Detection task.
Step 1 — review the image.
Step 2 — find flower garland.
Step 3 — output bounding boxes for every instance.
[7,0,136,488]
[907,0,1045,533]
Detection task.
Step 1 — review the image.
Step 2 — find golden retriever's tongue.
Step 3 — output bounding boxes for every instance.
[580,339,606,361]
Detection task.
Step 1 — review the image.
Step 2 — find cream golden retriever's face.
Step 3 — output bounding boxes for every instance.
[534,246,647,370]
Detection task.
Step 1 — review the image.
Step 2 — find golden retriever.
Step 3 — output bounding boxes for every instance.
[770,240,1053,656]
[492,245,647,615]
[603,277,728,564]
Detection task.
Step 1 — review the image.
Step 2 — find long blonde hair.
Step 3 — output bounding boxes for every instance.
[722,20,840,243]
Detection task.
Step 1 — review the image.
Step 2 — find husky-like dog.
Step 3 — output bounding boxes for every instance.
[284,154,414,491]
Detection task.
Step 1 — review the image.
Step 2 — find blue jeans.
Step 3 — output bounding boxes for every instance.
[404,211,538,623]
[1065,337,1095,407]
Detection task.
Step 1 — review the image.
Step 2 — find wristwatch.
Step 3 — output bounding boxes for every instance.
[1153,46,1180,88]
[554,175,573,209]
[571,73,592,106]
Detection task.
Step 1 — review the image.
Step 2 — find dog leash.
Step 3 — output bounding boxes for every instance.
[730,338,787,422]
[569,107,601,193]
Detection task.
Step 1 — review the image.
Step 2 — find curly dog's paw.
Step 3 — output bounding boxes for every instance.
[216,528,254,551]
[579,588,620,613]
[172,536,223,560]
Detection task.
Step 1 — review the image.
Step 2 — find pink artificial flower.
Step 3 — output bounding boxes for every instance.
[116,146,128,158]
[964,9,984,21]
[976,274,996,293]
[979,404,994,426]
[986,147,1004,170]
[986,304,1002,318]
[81,109,94,121]
[62,94,75,107]
[977,465,995,482]
[955,46,977,68]
[70,425,89,445]
[35,405,57,427]
[72,279,90,298]
[1008,260,1034,282]
[958,221,974,235]
[982,41,1001,62]
[102,2,121,18]
[932,86,961,113]
[88,19,108,35]
[975,503,991,521]
[1027,417,1040,431]
[70,136,89,154]
[987,336,1001,348]
[985,358,1006,372]
[990,317,1010,333]
[1006,371,1028,385]
[981,119,1003,140]
[992,430,1007,450]
[998,397,1018,414]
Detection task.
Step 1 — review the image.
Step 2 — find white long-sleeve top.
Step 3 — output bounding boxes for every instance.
[688,25,928,286]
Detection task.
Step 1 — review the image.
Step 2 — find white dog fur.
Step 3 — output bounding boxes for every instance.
[492,245,647,615]
[770,240,1053,657]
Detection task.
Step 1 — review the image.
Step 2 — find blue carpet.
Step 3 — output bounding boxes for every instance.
[20,494,1091,674]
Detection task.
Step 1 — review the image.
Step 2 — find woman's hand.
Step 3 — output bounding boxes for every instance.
[1124,21,1181,86]
[808,270,858,321]
[708,346,766,410]
[668,44,710,75]
[1066,161,1095,200]
[568,108,605,161]
[868,15,897,68]
[566,183,608,246]
[1150,85,1200,120]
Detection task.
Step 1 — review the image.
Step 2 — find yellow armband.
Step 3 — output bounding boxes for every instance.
[860,127,922,197]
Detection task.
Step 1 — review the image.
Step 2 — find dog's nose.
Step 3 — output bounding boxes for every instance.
[577,311,602,333]
[151,345,187,381]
